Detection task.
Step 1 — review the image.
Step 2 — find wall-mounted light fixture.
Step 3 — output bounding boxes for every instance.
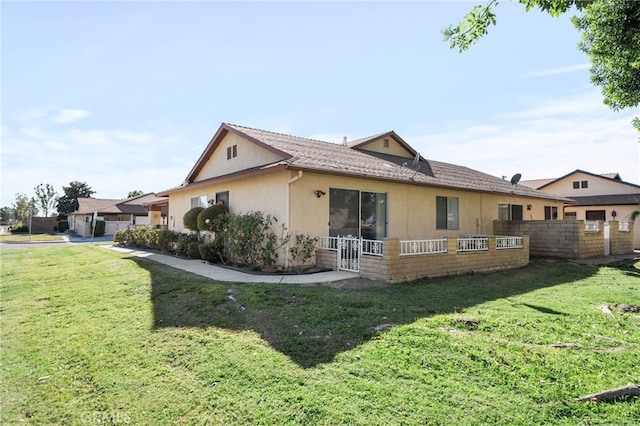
[314,190,326,198]
[611,210,617,218]
[527,204,532,210]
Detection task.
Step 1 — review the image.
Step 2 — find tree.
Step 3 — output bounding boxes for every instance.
[34,183,58,217]
[57,181,95,215]
[127,190,144,198]
[13,193,34,224]
[443,0,640,132]
[0,206,15,223]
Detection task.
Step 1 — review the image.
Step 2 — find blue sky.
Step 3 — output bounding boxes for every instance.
[2,1,639,209]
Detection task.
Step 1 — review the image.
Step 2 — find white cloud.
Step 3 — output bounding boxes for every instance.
[51,109,92,124]
[0,121,198,206]
[527,63,590,78]
[410,90,640,185]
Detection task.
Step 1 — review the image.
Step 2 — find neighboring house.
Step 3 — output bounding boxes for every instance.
[142,196,169,228]
[67,194,157,237]
[156,123,569,280]
[522,170,640,248]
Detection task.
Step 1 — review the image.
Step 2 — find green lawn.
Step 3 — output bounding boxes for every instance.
[1,245,638,425]
[0,233,64,242]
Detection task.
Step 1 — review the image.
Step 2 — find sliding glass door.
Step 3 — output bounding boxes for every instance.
[329,188,386,240]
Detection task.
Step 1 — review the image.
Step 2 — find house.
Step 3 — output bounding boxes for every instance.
[67,194,158,237]
[522,170,640,248]
[155,123,571,282]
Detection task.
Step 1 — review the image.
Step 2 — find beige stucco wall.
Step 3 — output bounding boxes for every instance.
[194,132,283,182]
[288,171,565,239]
[543,172,639,196]
[356,138,413,158]
[167,170,290,233]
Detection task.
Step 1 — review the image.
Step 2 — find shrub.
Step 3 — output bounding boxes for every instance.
[198,242,219,263]
[57,221,69,233]
[288,233,318,271]
[92,220,105,237]
[157,229,179,253]
[225,211,289,269]
[10,225,29,234]
[197,204,229,233]
[187,241,201,259]
[183,207,204,232]
[114,229,131,245]
[176,233,199,257]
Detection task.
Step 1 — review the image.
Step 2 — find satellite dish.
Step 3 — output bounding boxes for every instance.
[510,173,522,194]
[409,152,421,180]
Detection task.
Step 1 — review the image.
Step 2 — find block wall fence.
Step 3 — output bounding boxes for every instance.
[316,236,530,284]
[492,220,633,259]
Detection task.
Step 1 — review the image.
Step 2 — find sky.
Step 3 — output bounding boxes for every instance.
[2,0,639,210]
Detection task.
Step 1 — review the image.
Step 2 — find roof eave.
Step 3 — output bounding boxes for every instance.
[185,123,294,183]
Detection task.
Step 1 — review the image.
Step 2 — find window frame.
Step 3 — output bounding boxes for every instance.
[436,196,459,230]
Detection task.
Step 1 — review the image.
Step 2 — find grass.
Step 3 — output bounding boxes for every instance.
[0,233,64,242]
[1,245,638,425]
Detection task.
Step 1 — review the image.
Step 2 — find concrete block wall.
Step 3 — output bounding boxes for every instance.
[611,221,634,256]
[494,220,634,260]
[317,236,530,284]
[578,221,604,259]
[493,220,580,259]
[381,236,529,284]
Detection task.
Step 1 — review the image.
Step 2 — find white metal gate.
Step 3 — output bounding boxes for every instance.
[337,236,361,272]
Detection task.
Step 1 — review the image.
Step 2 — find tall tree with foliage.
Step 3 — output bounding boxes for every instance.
[57,181,95,216]
[12,193,34,224]
[127,190,144,198]
[0,206,16,223]
[443,0,640,132]
[34,183,59,217]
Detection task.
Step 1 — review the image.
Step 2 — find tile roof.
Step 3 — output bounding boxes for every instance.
[224,124,567,201]
[73,198,148,216]
[568,194,640,206]
[520,178,555,189]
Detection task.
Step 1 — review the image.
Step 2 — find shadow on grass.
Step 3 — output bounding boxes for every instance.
[136,258,602,369]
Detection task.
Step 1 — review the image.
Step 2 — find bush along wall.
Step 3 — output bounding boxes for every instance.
[91,220,106,237]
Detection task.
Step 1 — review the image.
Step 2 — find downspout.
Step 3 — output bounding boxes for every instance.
[285,171,304,268]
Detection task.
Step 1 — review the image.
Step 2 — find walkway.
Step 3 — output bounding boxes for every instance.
[107,245,362,284]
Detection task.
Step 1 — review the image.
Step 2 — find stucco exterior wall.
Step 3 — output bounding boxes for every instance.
[288,170,564,240]
[356,139,413,158]
[542,172,639,196]
[167,170,290,233]
[194,132,283,182]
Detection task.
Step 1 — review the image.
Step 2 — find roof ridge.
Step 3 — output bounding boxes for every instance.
[225,123,340,146]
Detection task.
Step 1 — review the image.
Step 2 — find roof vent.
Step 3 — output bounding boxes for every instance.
[342,136,348,146]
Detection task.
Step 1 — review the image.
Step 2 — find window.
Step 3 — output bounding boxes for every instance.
[227,144,238,160]
[329,188,387,239]
[586,210,605,221]
[573,181,580,189]
[498,204,523,221]
[383,138,389,148]
[436,196,459,229]
[544,206,558,220]
[190,195,208,208]
[565,212,577,220]
[581,180,588,188]
[215,191,229,206]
